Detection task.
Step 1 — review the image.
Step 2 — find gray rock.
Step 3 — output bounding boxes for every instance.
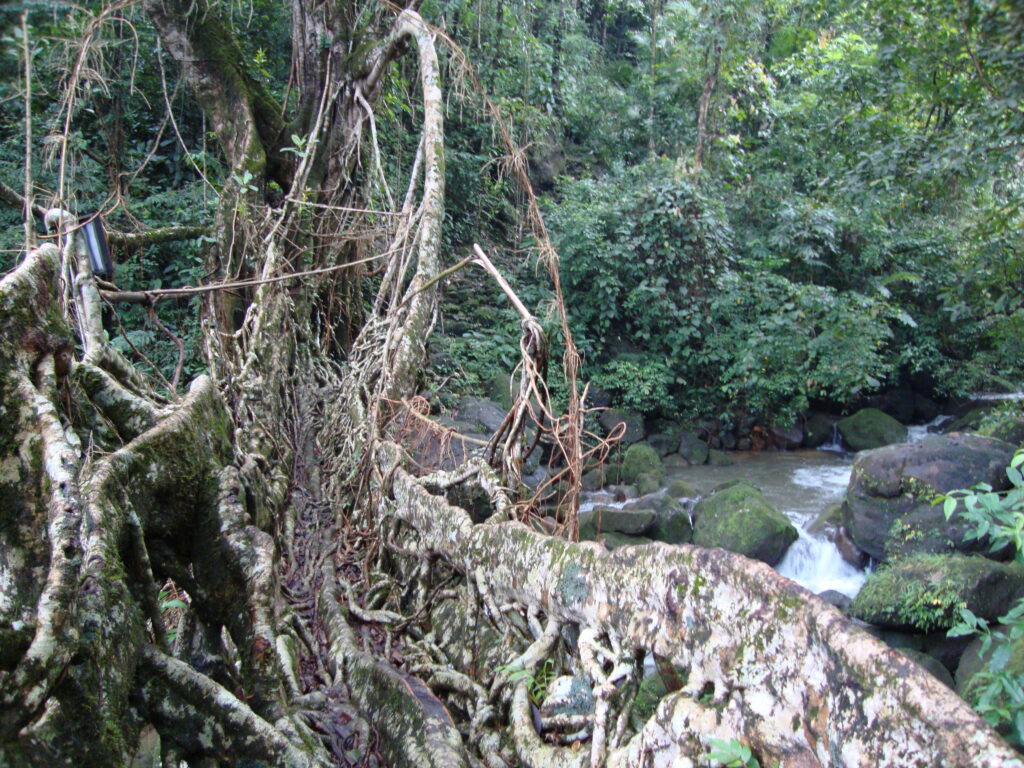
[600,532,653,550]
[540,675,594,717]
[677,432,709,465]
[818,590,852,613]
[619,442,664,486]
[900,648,955,689]
[646,433,679,457]
[769,422,804,449]
[837,408,908,451]
[579,506,656,539]
[599,408,646,444]
[842,433,1017,561]
[647,496,694,545]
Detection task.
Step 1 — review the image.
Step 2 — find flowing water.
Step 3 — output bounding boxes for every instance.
[662,451,866,598]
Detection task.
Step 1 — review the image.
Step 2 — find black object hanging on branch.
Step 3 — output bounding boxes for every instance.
[81,212,114,279]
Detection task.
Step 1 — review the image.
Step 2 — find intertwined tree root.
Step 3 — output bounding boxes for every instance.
[1,8,1022,767]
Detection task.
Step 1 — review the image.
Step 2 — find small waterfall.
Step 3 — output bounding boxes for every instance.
[818,424,846,453]
[906,414,951,443]
[777,531,867,597]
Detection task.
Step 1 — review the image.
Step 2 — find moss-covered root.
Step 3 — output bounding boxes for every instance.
[137,644,327,768]
[377,441,1024,768]
[317,561,471,768]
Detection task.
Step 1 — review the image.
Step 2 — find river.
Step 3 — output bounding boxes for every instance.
[662,449,866,598]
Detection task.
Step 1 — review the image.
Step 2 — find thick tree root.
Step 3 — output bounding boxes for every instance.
[375,441,1023,768]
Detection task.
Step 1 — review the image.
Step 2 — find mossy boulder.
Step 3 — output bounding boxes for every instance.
[692,482,798,565]
[842,433,1017,561]
[851,554,1024,632]
[837,408,908,451]
[635,472,664,495]
[647,495,694,545]
[485,372,515,411]
[677,432,709,465]
[600,531,652,550]
[599,408,645,445]
[707,449,734,466]
[944,405,993,435]
[619,442,664,487]
[665,479,699,499]
[807,503,842,536]
[579,506,655,539]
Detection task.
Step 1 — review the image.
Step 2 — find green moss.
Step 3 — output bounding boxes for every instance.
[619,442,664,487]
[852,553,1024,631]
[692,482,798,565]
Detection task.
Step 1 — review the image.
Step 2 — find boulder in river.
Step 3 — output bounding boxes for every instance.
[842,433,1017,561]
[646,432,680,457]
[677,431,709,465]
[619,442,664,487]
[836,407,907,451]
[768,422,804,449]
[803,412,836,449]
[579,505,655,539]
[692,481,798,565]
[851,553,1024,632]
[647,495,694,544]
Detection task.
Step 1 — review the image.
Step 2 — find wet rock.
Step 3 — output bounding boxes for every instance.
[665,479,699,499]
[646,433,680,458]
[955,629,1024,698]
[662,454,690,471]
[900,648,955,689]
[837,408,907,451]
[635,472,664,496]
[620,442,664,487]
[769,422,803,450]
[692,482,798,566]
[851,554,1024,632]
[803,412,836,449]
[818,590,852,613]
[922,631,972,674]
[807,503,842,535]
[677,432,709,465]
[943,404,993,434]
[600,531,653,550]
[599,408,645,444]
[646,495,694,545]
[842,433,1016,561]
[834,527,869,569]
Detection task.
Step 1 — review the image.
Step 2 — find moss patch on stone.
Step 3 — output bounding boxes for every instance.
[692,481,797,565]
